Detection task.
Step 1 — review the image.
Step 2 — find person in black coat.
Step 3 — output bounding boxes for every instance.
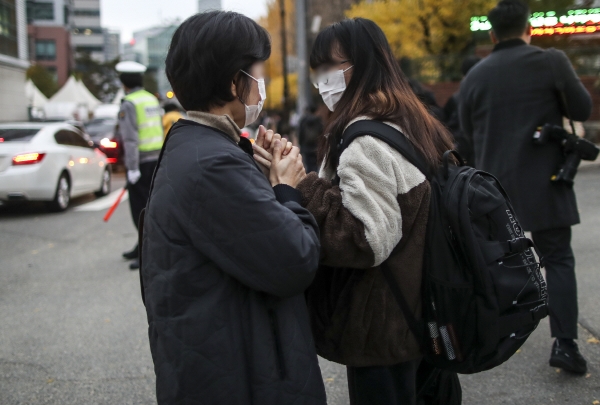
[443,55,481,165]
[140,11,326,404]
[297,105,324,173]
[459,0,592,374]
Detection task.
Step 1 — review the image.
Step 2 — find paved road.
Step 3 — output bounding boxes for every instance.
[1,169,599,404]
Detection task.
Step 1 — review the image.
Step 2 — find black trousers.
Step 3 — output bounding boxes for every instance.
[347,359,420,405]
[128,160,157,230]
[531,227,578,339]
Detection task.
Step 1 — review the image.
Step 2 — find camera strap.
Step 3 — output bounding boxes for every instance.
[545,49,578,136]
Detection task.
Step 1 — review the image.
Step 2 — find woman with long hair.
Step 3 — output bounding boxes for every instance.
[255,18,454,404]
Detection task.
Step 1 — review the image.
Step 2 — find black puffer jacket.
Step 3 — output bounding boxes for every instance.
[141,119,326,405]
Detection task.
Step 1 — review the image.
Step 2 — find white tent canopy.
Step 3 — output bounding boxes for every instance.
[45,76,102,119]
[76,80,102,110]
[48,76,101,109]
[25,79,48,108]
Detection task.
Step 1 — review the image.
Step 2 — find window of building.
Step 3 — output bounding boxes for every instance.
[35,39,56,61]
[26,1,54,21]
[76,45,103,53]
[74,9,99,17]
[0,0,18,58]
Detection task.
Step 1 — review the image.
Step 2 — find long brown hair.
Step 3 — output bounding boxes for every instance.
[310,18,454,171]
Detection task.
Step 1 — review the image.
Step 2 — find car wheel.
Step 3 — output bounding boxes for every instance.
[95,168,111,197]
[47,173,71,212]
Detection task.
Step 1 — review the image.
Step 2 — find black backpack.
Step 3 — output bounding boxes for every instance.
[340,120,548,374]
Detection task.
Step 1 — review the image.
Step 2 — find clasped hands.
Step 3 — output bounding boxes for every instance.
[252,125,307,188]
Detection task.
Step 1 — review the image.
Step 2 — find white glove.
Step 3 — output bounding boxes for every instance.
[127,169,141,185]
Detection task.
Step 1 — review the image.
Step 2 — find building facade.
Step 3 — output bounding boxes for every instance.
[70,0,103,62]
[0,0,30,121]
[102,28,119,62]
[198,0,221,13]
[122,25,178,98]
[26,0,74,86]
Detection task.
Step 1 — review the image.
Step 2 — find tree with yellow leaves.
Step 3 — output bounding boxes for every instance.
[346,0,497,60]
[259,0,297,110]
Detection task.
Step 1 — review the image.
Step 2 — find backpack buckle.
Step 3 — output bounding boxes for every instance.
[507,237,532,254]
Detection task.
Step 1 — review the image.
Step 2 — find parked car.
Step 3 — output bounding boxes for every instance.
[84,118,120,165]
[0,122,111,212]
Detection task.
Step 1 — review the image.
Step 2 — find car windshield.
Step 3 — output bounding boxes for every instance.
[85,119,117,139]
[0,128,40,143]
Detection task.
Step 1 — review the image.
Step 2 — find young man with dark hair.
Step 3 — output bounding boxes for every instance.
[460,0,592,374]
[141,11,326,404]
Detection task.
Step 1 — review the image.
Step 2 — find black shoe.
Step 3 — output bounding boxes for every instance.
[549,338,587,374]
[129,259,140,270]
[123,245,139,260]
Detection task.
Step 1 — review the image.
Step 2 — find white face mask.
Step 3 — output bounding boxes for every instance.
[316,65,353,112]
[240,70,266,127]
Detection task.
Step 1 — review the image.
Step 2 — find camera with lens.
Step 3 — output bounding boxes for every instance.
[533,123,599,185]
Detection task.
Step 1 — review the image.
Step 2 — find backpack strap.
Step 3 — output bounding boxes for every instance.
[339,120,432,179]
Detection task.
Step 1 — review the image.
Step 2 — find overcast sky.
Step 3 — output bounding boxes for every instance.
[101,0,268,42]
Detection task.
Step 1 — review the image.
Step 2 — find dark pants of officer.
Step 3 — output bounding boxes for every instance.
[128,160,157,230]
[532,227,578,339]
[347,359,420,405]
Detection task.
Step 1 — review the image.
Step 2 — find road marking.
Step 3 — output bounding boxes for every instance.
[74,189,129,212]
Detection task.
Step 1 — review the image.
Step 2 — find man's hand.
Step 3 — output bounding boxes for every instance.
[269,140,306,188]
[127,169,141,185]
[253,138,290,169]
[255,125,293,156]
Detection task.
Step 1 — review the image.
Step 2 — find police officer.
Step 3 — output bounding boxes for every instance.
[115,61,164,270]
[460,0,592,374]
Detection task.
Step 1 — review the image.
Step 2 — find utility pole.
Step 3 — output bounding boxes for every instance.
[295,0,310,117]
[279,0,290,116]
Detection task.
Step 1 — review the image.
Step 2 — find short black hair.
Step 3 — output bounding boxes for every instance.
[165,11,271,111]
[119,73,143,89]
[488,0,530,41]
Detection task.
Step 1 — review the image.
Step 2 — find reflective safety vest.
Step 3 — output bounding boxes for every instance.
[124,89,164,152]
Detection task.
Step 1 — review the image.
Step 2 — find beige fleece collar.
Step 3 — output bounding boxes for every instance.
[186,111,242,143]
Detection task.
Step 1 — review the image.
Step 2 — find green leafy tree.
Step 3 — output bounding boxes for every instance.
[26,65,58,98]
[74,53,122,103]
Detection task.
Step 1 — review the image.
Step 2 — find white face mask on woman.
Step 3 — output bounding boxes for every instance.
[316,65,353,112]
[240,70,266,126]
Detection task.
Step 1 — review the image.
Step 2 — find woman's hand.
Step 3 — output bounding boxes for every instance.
[269,140,306,188]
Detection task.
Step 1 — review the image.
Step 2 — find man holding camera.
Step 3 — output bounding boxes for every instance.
[460,0,592,374]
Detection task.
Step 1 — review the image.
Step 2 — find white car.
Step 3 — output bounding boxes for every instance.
[0,122,111,212]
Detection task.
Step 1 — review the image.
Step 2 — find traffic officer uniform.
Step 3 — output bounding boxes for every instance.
[115,61,164,270]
